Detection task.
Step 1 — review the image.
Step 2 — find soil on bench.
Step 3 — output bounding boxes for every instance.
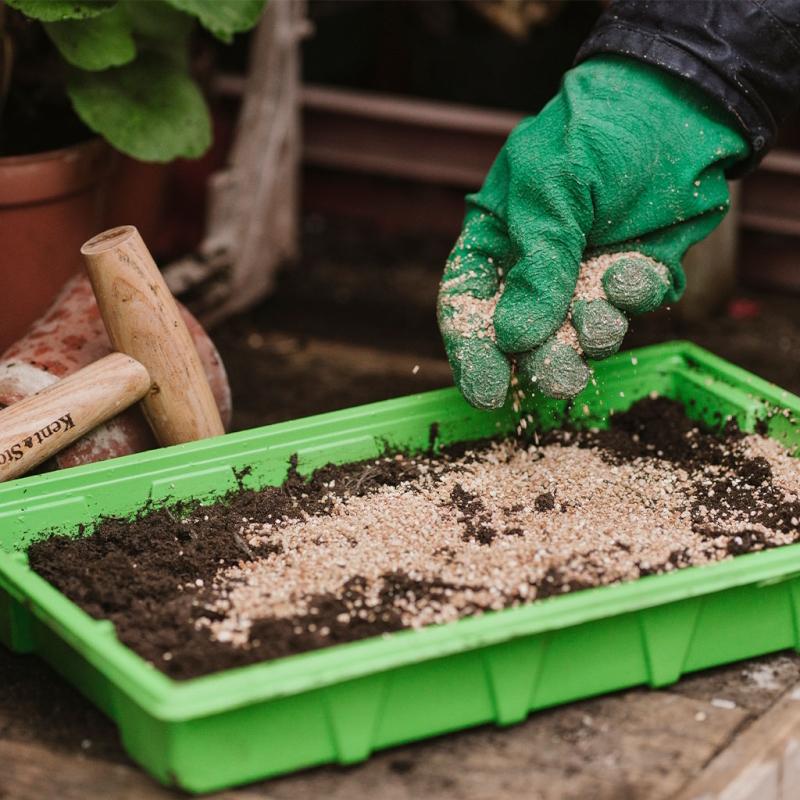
[28,398,800,680]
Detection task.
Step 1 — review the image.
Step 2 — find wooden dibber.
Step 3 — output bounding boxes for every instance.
[0,226,224,482]
[81,226,224,445]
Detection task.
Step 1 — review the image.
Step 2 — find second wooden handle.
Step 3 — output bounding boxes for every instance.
[81,226,225,446]
[0,354,151,482]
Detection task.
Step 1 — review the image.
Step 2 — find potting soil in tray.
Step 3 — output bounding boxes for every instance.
[28,397,800,680]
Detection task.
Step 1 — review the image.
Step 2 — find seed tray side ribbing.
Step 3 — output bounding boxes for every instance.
[1,341,799,793]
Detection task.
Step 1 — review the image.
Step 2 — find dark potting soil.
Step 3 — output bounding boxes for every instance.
[28,398,800,680]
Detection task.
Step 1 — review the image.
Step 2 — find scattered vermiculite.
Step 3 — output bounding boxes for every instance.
[29,398,800,679]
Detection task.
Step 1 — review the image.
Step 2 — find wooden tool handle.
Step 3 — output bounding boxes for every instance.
[0,354,150,482]
[81,226,225,446]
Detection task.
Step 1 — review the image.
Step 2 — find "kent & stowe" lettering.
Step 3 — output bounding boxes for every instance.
[0,413,76,465]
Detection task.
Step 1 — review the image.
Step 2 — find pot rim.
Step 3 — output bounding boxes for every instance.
[0,137,107,166]
[0,138,115,207]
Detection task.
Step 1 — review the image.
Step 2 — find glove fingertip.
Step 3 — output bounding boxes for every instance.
[517,339,590,400]
[448,338,512,410]
[461,376,509,410]
[602,257,670,315]
[572,298,628,360]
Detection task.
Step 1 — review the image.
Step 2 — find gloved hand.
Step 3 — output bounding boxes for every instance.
[438,55,748,409]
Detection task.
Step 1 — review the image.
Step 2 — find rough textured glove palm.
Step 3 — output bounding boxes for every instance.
[438,55,748,409]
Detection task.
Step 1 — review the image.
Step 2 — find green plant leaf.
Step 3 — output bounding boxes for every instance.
[43,6,136,71]
[5,0,116,22]
[163,0,265,43]
[66,52,211,162]
[121,0,194,44]
[120,0,194,66]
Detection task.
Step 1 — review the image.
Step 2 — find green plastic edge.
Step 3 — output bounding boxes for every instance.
[2,340,800,790]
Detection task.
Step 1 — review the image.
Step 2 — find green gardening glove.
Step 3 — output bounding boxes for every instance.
[438,55,748,409]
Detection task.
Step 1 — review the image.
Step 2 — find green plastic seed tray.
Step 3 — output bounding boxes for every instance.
[1,341,800,792]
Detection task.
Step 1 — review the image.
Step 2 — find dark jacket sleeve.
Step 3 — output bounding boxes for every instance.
[575,0,800,176]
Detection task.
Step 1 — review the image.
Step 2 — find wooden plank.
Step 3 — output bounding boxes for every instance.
[677,682,800,800]
[0,739,182,800]
[0,739,275,800]
[670,654,800,717]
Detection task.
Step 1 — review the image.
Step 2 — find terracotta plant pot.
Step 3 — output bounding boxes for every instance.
[0,139,112,351]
